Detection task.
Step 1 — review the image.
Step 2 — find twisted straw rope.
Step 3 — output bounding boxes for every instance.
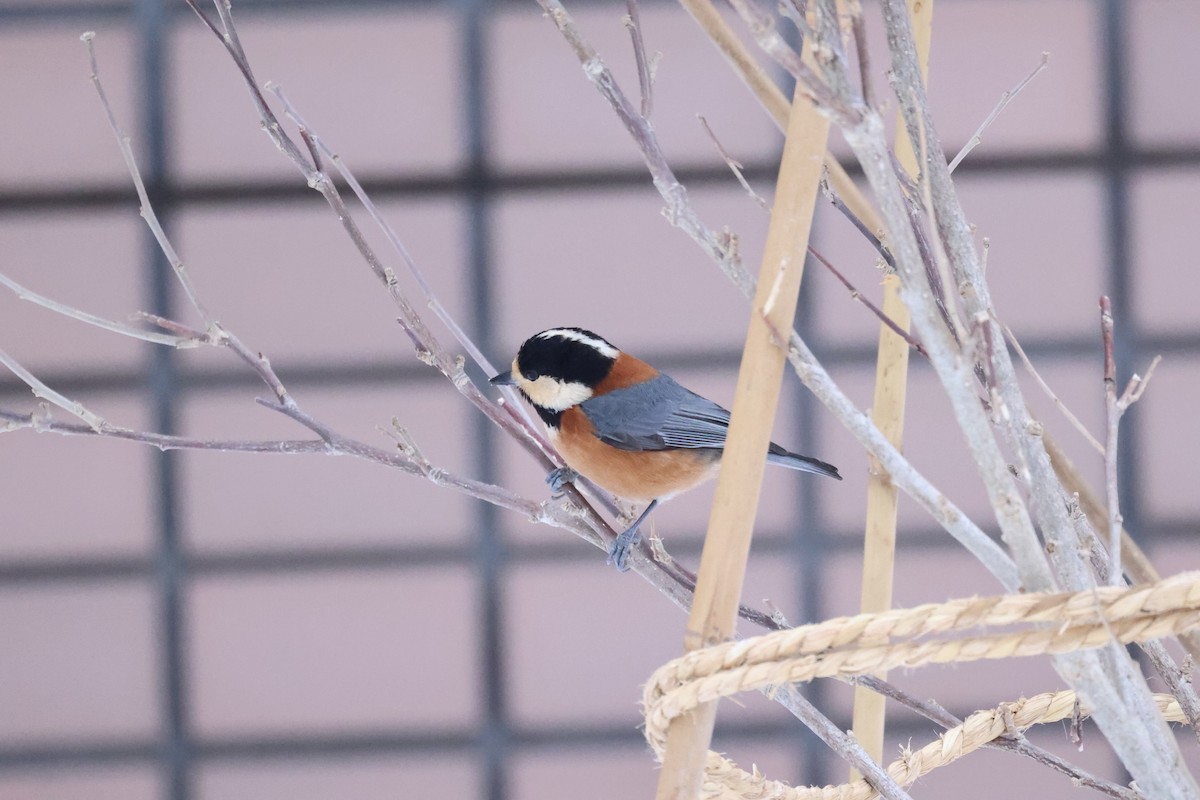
[642,571,1200,798]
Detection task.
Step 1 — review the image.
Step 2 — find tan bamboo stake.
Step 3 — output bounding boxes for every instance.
[677,0,885,237]
[652,76,832,800]
[848,0,934,776]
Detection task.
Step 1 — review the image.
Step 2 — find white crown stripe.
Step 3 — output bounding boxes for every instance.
[536,328,619,359]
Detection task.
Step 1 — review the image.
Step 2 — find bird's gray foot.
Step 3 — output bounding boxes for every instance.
[545,467,578,496]
[606,499,658,573]
[606,527,641,572]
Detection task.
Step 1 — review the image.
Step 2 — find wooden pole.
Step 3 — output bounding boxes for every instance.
[652,74,831,800]
[849,0,934,776]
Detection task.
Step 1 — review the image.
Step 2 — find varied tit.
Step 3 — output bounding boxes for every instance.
[490,327,841,571]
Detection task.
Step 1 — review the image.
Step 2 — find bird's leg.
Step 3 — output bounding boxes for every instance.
[608,499,658,572]
[545,466,578,496]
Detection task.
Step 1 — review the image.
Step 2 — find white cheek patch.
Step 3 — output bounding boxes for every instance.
[521,376,593,411]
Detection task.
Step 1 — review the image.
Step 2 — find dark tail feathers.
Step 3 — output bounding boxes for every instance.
[766,443,841,480]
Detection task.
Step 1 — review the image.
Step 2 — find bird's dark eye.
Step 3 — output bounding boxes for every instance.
[523,369,540,381]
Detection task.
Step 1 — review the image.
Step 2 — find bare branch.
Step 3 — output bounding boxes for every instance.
[949,52,1050,173]
[2,408,328,454]
[0,272,201,348]
[1120,354,1162,410]
[805,245,927,356]
[81,32,213,328]
[819,171,896,271]
[0,347,108,432]
[55,4,820,641]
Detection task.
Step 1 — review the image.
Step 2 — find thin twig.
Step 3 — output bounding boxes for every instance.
[722,0,852,122]
[1100,295,1122,587]
[623,0,653,119]
[805,245,927,356]
[0,273,202,348]
[1000,318,1105,455]
[183,1,635,536]
[81,32,214,328]
[847,1,877,111]
[819,171,896,270]
[948,52,1050,173]
[698,114,769,209]
[0,347,108,432]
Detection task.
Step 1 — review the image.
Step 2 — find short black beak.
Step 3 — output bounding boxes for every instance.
[489,370,516,386]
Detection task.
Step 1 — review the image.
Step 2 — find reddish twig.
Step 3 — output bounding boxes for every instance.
[805,245,928,356]
[698,114,769,209]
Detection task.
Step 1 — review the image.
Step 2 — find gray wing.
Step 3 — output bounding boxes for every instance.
[580,374,731,452]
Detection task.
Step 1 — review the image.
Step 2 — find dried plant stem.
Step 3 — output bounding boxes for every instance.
[260,84,575,492]
[178,3,676,569]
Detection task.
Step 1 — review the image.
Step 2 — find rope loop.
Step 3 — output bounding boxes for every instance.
[642,571,1200,798]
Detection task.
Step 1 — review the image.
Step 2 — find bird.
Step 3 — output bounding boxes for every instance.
[490,327,841,571]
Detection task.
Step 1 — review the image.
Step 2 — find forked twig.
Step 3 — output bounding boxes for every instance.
[1100,295,1161,586]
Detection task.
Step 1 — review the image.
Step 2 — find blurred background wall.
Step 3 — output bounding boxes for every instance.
[1,0,1198,798]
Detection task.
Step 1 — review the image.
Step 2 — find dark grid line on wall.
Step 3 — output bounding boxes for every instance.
[132,0,194,797]
[458,0,513,798]
[0,0,1186,798]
